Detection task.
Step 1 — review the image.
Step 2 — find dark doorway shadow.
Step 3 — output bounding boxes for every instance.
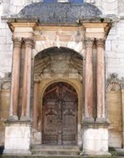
[0,146,4,155]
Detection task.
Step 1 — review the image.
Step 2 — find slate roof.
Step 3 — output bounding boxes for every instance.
[18,2,102,24]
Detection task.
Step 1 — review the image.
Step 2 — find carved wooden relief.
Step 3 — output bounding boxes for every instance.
[42,82,78,145]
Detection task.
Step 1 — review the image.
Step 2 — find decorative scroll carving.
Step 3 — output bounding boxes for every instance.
[34,47,83,80]
[24,38,34,48]
[12,38,22,48]
[107,73,123,91]
[1,81,11,90]
[0,72,11,90]
[96,39,105,48]
[107,83,121,92]
[84,38,94,48]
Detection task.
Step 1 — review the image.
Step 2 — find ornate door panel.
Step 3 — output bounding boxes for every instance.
[62,101,77,145]
[42,82,78,145]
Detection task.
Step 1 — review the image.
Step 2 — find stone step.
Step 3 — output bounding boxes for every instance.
[32,145,80,150]
[32,150,80,156]
[1,155,123,158]
[31,145,80,156]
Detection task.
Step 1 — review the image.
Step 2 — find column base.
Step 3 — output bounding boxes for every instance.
[96,117,110,124]
[83,117,94,123]
[82,121,110,156]
[8,115,18,121]
[20,116,31,121]
[4,120,31,155]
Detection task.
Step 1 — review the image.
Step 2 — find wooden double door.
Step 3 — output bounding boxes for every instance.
[42,82,78,145]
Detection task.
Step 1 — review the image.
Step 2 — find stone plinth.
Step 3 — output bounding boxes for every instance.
[82,121,110,156]
[4,121,31,155]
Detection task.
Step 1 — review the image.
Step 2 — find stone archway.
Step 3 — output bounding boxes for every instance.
[42,81,78,145]
[32,47,83,145]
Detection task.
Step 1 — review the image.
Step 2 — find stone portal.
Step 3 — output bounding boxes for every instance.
[3,1,112,154]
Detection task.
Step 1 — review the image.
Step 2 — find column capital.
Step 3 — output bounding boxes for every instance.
[84,38,94,48]
[12,37,22,48]
[96,39,105,48]
[24,38,34,48]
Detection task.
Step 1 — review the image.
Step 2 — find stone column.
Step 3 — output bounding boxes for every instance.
[96,39,106,121]
[82,38,110,156]
[84,38,94,121]
[21,38,34,121]
[33,81,39,130]
[9,38,22,120]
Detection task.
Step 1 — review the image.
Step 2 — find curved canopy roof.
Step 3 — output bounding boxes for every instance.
[18,2,102,24]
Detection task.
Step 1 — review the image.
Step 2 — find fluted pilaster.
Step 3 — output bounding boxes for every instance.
[96,39,106,121]
[9,38,22,120]
[84,38,94,121]
[21,38,34,121]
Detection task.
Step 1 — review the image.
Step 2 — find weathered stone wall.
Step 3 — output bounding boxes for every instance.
[0,90,10,146]
[107,90,122,148]
[118,0,124,16]
[0,74,11,146]
[107,74,124,148]
[106,19,124,79]
[0,0,12,77]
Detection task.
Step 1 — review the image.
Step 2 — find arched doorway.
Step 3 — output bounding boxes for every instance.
[42,82,78,145]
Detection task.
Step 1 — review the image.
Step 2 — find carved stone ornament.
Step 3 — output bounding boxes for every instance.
[24,38,34,48]
[1,81,11,90]
[34,47,83,79]
[96,39,105,48]
[107,73,124,91]
[0,72,11,90]
[121,77,124,89]
[12,38,22,48]
[84,38,94,48]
